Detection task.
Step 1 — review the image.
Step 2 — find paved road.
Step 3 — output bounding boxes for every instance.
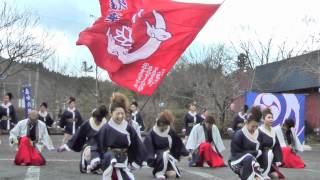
[0,135,320,180]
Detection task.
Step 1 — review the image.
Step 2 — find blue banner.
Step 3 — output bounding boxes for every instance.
[22,86,32,118]
[245,91,305,143]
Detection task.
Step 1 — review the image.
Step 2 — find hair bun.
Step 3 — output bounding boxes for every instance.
[111,92,127,105]
[110,92,129,113]
[262,108,272,118]
[247,106,262,122]
[157,109,174,127]
[263,108,272,113]
[160,110,175,123]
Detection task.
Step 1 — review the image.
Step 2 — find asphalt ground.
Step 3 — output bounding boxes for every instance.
[0,135,320,180]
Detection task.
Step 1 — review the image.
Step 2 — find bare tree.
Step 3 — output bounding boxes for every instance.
[0,1,54,79]
[160,44,235,127]
[232,23,320,70]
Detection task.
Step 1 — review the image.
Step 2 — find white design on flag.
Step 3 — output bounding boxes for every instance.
[132,9,144,23]
[107,10,172,64]
[113,26,133,47]
[134,63,166,91]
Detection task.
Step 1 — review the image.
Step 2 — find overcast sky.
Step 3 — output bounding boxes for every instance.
[7,0,320,76]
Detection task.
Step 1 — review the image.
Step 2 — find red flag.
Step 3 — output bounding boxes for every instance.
[77,0,222,96]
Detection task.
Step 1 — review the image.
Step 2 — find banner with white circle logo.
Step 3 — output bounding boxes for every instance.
[245,91,305,143]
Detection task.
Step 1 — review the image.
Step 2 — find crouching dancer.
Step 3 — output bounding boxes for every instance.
[9,110,54,166]
[58,105,108,174]
[228,106,264,180]
[186,115,225,168]
[89,93,146,180]
[144,110,189,179]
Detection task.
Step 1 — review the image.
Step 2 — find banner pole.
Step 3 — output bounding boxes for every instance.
[140,96,152,112]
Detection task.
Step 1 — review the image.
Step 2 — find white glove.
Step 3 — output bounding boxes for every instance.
[9,138,18,147]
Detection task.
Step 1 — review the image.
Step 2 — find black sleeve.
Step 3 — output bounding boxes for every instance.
[128,126,147,165]
[67,122,88,152]
[231,115,239,131]
[10,106,18,125]
[136,113,145,130]
[231,131,243,154]
[46,114,54,127]
[143,131,156,166]
[257,130,264,150]
[0,107,3,119]
[91,126,107,159]
[76,111,84,127]
[196,114,203,124]
[184,114,188,130]
[285,131,292,145]
[231,131,258,157]
[170,129,189,159]
[273,136,282,163]
[59,111,67,128]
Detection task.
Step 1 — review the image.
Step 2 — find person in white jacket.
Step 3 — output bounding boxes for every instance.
[274,118,305,168]
[9,110,54,166]
[186,115,226,168]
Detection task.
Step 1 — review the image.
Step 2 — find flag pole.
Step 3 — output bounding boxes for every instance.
[140,96,152,112]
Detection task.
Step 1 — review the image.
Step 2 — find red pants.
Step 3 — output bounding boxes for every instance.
[281,147,305,169]
[197,142,225,168]
[14,136,45,166]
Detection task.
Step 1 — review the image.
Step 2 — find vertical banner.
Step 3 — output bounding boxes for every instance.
[22,86,32,118]
[245,91,305,143]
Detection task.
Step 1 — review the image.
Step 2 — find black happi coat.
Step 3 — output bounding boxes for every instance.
[59,109,83,135]
[67,119,105,152]
[258,128,282,163]
[0,104,17,130]
[91,120,146,169]
[229,128,264,180]
[184,112,197,136]
[196,114,205,124]
[38,112,54,128]
[231,113,246,132]
[230,129,260,161]
[144,127,189,165]
[144,127,189,177]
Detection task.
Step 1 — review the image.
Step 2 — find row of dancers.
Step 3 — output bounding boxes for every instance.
[2,92,306,180]
[183,103,305,180]
[0,92,145,143]
[228,106,305,180]
[7,92,186,180]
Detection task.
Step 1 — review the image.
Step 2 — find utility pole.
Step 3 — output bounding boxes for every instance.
[95,65,100,106]
[82,61,99,105]
[18,79,22,108]
[2,82,5,96]
[34,66,40,107]
[28,70,32,87]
